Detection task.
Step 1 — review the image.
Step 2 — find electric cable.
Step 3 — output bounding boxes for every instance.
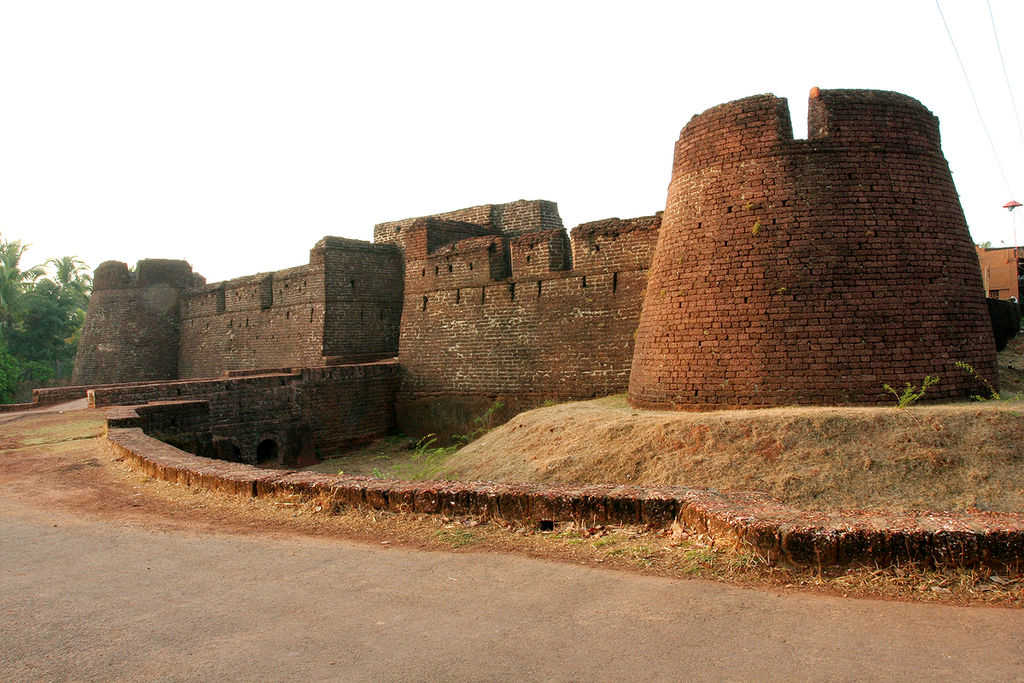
[987,0,1024,151]
[935,0,1015,197]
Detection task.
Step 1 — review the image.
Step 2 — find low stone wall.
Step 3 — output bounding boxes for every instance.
[89,361,400,462]
[1,382,142,413]
[106,421,1024,570]
[107,401,211,434]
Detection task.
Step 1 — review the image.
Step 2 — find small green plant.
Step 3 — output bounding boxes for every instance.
[883,376,940,408]
[450,400,505,446]
[751,219,762,235]
[435,527,478,548]
[954,360,1002,401]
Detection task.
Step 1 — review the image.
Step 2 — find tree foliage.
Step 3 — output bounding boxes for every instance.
[0,234,91,402]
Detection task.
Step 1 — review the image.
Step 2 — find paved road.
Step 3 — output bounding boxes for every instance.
[2,409,1023,680]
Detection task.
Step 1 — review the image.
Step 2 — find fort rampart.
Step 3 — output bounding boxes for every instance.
[73,239,402,385]
[395,213,660,438]
[70,89,999,453]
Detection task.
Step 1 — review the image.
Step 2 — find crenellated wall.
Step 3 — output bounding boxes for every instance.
[629,88,996,409]
[396,213,661,439]
[76,238,404,383]
[179,263,326,378]
[373,199,563,251]
[178,237,403,377]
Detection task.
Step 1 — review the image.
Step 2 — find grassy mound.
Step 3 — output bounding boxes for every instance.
[439,396,1024,513]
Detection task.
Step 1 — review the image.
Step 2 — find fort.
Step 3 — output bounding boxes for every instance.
[68,87,999,463]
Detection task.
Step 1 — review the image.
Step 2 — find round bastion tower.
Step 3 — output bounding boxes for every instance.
[628,88,997,409]
[72,259,199,385]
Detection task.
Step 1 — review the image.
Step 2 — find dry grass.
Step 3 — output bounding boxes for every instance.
[435,326,1024,515]
[440,397,1024,513]
[304,436,421,477]
[303,340,1024,515]
[439,333,1024,515]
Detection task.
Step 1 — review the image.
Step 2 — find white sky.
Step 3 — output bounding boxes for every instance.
[3,1,1024,283]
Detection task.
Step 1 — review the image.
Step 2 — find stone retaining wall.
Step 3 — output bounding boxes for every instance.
[106,420,1024,570]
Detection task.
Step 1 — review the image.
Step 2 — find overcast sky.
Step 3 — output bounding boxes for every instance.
[3,1,1023,283]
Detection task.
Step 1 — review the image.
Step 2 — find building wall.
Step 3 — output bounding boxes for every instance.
[976,246,1020,301]
[89,361,400,460]
[373,199,563,249]
[178,263,326,378]
[629,88,997,409]
[319,237,404,362]
[396,214,661,439]
[76,238,405,383]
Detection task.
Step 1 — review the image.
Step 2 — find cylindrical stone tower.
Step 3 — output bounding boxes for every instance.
[628,88,997,409]
[72,258,197,385]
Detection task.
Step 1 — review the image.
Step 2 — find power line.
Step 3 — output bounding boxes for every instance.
[935,0,1014,198]
[987,0,1024,151]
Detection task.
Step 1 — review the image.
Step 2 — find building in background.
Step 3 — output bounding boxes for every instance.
[976,245,1021,300]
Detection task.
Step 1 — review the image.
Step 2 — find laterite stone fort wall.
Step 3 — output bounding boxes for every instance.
[90,361,399,462]
[396,214,661,438]
[75,240,403,384]
[629,89,997,409]
[72,259,199,385]
[179,238,402,377]
[373,199,563,247]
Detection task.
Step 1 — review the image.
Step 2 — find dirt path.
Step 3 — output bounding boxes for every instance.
[2,409,1024,680]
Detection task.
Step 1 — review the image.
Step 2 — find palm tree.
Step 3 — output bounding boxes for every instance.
[45,255,92,307]
[0,238,44,332]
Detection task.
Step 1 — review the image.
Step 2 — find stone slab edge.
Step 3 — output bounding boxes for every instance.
[105,425,1024,570]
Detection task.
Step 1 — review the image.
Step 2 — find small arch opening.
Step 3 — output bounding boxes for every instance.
[256,439,280,467]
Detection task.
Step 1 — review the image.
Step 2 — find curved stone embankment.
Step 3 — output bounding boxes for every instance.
[105,418,1024,570]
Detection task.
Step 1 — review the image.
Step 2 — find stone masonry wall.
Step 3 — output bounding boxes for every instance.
[397,214,661,439]
[629,88,997,409]
[373,199,563,250]
[72,259,199,385]
[319,237,404,362]
[179,238,403,377]
[179,263,326,378]
[89,361,399,462]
